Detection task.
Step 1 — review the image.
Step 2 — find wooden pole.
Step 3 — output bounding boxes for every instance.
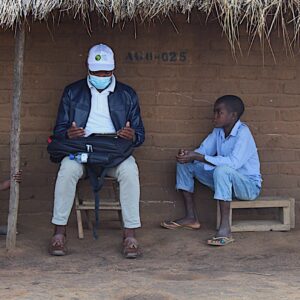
[6,23,25,250]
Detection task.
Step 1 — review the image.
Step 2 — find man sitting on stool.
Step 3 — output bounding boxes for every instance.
[49,44,145,258]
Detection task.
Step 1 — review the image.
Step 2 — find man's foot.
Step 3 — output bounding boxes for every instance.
[49,233,67,256]
[160,217,200,230]
[122,237,141,259]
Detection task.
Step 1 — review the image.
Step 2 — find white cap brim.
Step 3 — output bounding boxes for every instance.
[88,63,115,72]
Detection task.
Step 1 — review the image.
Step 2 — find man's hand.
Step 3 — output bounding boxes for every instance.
[176,149,197,164]
[0,170,22,191]
[117,121,135,141]
[67,122,85,139]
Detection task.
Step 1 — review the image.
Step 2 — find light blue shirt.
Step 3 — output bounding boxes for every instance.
[195,120,262,186]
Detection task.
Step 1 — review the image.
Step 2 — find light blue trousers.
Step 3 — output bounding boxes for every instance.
[176,162,261,201]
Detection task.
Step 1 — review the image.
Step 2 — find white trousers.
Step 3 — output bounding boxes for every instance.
[52,156,141,229]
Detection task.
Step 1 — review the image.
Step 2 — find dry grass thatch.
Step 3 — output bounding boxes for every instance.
[1,1,300,51]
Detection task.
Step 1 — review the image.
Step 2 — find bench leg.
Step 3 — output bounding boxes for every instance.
[290,198,295,229]
[279,205,291,228]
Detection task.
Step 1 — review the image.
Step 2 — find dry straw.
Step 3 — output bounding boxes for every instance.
[0,1,300,51]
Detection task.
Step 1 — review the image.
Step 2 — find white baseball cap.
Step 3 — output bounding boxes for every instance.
[87,44,115,71]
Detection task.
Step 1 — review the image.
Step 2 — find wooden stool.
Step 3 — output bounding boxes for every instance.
[75,177,122,239]
[217,196,295,232]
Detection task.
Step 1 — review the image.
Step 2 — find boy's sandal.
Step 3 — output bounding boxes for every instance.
[207,236,234,246]
[160,220,201,230]
[122,237,142,259]
[49,233,68,256]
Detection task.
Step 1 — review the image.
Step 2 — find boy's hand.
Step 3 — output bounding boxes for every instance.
[67,122,85,139]
[13,170,22,183]
[176,150,196,163]
[117,121,135,141]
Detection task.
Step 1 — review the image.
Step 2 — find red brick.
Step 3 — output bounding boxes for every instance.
[259,149,298,162]
[0,104,11,117]
[135,146,181,161]
[144,119,213,134]
[284,80,300,94]
[259,122,300,135]
[138,92,157,105]
[279,163,300,175]
[260,163,279,175]
[240,79,284,94]
[280,109,300,121]
[257,95,300,108]
[152,134,196,148]
[262,175,298,188]
[27,104,58,118]
[243,108,277,122]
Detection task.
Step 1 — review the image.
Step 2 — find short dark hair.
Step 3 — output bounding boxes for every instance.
[215,95,245,119]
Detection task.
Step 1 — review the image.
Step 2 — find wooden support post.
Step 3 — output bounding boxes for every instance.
[6,23,25,250]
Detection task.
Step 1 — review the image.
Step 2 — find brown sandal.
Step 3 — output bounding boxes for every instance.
[122,237,141,259]
[49,233,67,256]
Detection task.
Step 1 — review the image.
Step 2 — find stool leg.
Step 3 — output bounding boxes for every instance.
[75,193,84,239]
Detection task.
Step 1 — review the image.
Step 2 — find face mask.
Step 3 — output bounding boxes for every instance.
[88,74,112,90]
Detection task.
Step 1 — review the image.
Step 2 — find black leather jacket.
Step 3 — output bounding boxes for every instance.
[53,78,145,147]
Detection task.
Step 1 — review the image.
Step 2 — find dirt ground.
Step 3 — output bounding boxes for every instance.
[0,213,300,300]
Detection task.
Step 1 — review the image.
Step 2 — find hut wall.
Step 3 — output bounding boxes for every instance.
[0,14,299,226]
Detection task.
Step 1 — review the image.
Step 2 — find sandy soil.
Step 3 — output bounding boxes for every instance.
[0,213,300,300]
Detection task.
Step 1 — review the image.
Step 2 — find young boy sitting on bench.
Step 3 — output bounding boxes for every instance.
[161,95,262,246]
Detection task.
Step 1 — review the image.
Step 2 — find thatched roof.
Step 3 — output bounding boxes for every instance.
[1,1,300,50]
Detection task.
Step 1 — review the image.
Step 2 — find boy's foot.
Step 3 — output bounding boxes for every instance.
[161,219,201,230]
[122,237,141,259]
[207,236,234,246]
[49,233,67,256]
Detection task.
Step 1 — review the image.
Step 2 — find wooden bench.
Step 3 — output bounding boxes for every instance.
[75,177,122,239]
[217,196,295,232]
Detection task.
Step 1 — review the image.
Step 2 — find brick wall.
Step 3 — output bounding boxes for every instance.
[0,14,299,225]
